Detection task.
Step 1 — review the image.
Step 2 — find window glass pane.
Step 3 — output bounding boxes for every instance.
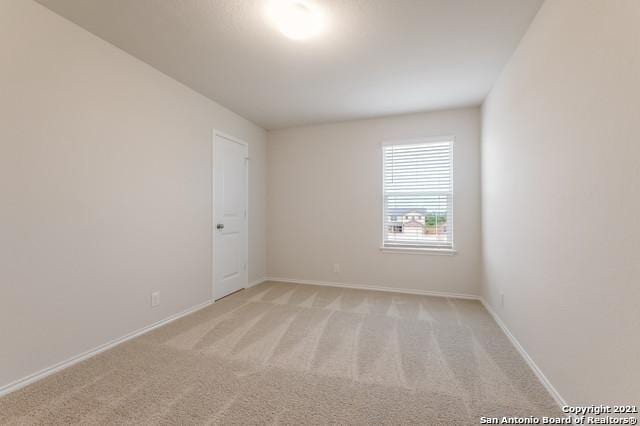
[383,140,453,249]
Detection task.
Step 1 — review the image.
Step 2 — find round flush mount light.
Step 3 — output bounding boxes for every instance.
[266,0,326,41]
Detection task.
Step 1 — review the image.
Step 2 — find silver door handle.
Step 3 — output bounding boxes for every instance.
[216,224,224,230]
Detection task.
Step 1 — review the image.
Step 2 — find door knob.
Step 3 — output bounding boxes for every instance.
[216,223,224,230]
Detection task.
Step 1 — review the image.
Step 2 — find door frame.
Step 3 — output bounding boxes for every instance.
[212,129,249,301]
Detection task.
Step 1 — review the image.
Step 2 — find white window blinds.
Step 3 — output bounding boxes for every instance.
[383,140,454,249]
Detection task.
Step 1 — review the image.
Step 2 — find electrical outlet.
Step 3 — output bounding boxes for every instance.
[333,263,340,273]
[151,292,160,308]
[500,292,504,308]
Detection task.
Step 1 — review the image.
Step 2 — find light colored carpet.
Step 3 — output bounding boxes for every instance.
[0,281,561,425]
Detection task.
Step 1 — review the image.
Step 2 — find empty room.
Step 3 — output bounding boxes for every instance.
[1,0,638,424]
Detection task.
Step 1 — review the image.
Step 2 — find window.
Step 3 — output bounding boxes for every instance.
[382,139,454,250]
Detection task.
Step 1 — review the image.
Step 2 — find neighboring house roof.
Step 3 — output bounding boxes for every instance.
[404,219,424,227]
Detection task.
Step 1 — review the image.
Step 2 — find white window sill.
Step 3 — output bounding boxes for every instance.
[379,246,457,255]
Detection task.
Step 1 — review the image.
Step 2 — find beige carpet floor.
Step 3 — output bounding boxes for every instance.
[0,281,561,425]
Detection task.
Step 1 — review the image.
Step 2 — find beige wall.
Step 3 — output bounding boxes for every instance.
[482,0,640,404]
[267,107,481,295]
[0,0,266,389]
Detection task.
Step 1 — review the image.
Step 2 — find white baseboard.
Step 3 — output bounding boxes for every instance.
[480,298,567,409]
[0,299,212,398]
[265,276,480,300]
[247,277,267,288]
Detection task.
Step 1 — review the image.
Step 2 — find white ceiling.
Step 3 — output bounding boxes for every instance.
[37,0,543,130]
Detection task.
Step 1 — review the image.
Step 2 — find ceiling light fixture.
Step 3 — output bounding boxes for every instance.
[266,0,326,41]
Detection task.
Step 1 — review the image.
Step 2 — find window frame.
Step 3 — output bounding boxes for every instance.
[380,137,456,255]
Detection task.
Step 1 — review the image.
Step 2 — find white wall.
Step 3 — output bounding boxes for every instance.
[0,0,266,390]
[267,108,481,295]
[482,0,640,404]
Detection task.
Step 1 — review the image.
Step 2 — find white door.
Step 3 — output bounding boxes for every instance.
[214,132,248,300]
